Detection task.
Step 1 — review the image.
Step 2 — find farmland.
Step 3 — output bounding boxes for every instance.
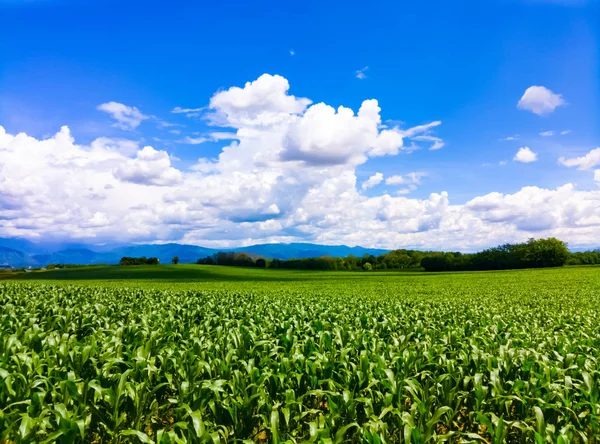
[1,266,600,442]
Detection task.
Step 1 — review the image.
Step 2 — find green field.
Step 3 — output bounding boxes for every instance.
[3,264,427,283]
[1,266,600,443]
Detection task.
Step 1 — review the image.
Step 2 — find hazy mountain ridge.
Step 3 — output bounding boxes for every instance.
[0,238,389,267]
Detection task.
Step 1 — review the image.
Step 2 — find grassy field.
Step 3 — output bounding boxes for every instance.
[1,266,600,442]
[3,264,427,283]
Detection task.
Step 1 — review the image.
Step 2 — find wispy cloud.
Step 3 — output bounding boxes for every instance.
[561,130,572,135]
[540,130,554,137]
[499,135,519,141]
[356,66,368,80]
[97,102,150,130]
[412,135,445,150]
[208,132,238,141]
[157,121,184,129]
[181,136,209,145]
[289,49,295,56]
[385,172,427,188]
[171,106,205,118]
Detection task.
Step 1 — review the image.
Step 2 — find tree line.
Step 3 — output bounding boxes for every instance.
[194,238,600,272]
[119,256,160,266]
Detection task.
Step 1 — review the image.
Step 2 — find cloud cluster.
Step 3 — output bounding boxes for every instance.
[2,74,600,250]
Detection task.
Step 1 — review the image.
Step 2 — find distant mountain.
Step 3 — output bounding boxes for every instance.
[0,247,37,267]
[114,243,217,264]
[0,237,39,254]
[0,238,391,267]
[32,249,120,266]
[234,243,389,259]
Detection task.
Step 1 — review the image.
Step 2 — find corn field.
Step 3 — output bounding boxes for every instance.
[1,267,600,442]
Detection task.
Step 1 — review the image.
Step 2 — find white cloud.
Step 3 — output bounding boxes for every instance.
[89,137,140,156]
[361,172,383,190]
[181,136,209,145]
[208,132,238,141]
[171,106,203,114]
[517,86,566,116]
[385,172,426,186]
[208,74,312,127]
[169,130,181,135]
[114,146,183,186]
[400,121,441,138]
[559,148,600,170]
[594,170,600,184]
[97,102,150,130]
[514,147,538,163]
[499,160,507,166]
[561,130,572,135]
[412,135,445,150]
[5,74,600,250]
[499,136,519,141]
[356,67,368,80]
[290,50,295,56]
[157,121,184,129]
[540,130,554,137]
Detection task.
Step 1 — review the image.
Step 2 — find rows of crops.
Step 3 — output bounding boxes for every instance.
[1,267,600,442]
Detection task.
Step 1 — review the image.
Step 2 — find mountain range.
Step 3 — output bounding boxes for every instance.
[0,238,389,267]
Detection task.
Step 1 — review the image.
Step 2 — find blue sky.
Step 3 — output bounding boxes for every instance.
[0,0,599,250]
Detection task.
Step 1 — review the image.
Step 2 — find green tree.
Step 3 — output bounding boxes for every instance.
[172,256,179,265]
[363,262,372,271]
[255,258,267,268]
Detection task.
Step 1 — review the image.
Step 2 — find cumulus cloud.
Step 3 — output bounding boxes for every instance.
[361,173,383,190]
[559,148,600,170]
[517,86,566,116]
[208,74,312,127]
[97,102,150,130]
[514,147,538,163]
[3,74,600,250]
[114,146,183,186]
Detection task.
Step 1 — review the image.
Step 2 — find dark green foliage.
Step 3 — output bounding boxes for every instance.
[421,238,571,272]
[567,249,600,265]
[255,258,267,268]
[197,252,257,267]
[119,256,160,266]
[196,238,584,273]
